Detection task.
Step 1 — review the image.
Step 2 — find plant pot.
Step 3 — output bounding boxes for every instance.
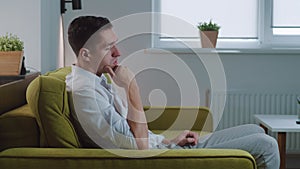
[0,51,24,76]
[200,31,218,48]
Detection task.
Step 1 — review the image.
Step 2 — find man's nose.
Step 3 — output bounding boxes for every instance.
[111,46,121,57]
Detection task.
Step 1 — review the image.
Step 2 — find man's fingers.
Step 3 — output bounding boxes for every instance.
[188,131,199,143]
[185,131,198,145]
[112,65,119,72]
[186,137,195,143]
[104,65,115,78]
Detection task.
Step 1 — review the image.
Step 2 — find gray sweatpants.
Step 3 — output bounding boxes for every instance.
[194,124,280,169]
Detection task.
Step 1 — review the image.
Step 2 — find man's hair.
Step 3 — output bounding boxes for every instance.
[68,16,112,56]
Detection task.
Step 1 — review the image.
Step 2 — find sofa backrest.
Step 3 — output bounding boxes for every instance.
[145,106,212,132]
[26,66,213,148]
[26,67,81,148]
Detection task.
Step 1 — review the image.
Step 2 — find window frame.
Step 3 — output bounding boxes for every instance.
[152,0,300,49]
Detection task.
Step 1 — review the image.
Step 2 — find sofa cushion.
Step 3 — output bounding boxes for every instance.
[145,106,212,132]
[26,67,81,148]
[0,148,256,169]
[0,104,39,151]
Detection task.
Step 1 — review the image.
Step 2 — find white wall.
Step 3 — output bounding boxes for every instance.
[0,0,61,74]
[0,0,41,72]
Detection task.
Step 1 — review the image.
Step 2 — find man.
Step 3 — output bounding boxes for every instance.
[66,16,279,169]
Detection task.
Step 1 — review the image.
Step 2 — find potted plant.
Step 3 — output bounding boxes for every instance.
[197,20,220,48]
[0,33,24,75]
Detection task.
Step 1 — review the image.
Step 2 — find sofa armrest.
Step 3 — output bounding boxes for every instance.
[0,104,39,151]
[0,71,40,115]
[144,106,212,132]
[0,148,256,169]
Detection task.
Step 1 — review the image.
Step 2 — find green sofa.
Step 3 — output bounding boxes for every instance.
[0,67,256,169]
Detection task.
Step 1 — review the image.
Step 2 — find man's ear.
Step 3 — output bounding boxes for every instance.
[78,48,90,62]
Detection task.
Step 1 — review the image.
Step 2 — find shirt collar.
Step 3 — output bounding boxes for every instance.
[71,65,112,91]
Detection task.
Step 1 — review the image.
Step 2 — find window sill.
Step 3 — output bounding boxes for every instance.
[145,47,300,55]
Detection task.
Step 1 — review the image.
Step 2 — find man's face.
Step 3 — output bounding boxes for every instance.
[88,28,120,75]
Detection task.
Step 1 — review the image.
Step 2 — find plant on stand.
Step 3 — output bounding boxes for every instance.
[0,33,24,75]
[197,20,220,48]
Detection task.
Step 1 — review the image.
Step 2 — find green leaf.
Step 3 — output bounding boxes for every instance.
[0,33,24,51]
[197,19,220,31]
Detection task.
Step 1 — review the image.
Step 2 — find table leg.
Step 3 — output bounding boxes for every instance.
[277,132,286,169]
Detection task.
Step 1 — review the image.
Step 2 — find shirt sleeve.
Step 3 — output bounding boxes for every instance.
[148,131,165,149]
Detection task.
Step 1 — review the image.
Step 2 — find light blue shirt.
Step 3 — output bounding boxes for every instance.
[66,65,165,149]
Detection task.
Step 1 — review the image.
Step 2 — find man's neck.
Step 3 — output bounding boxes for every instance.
[75,63,99,76]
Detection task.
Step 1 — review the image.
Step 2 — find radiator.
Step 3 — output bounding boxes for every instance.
[207,90,300,152]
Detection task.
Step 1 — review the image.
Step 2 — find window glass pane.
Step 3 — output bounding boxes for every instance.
[272,0,300,27]
[273,28,300,35]
[161,0,258,39]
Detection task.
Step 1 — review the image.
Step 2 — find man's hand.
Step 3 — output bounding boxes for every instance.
[104,65,135,89]
[170,130,199,147]
[103,65,116,77]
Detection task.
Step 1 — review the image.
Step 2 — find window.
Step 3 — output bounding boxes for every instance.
[152,0,300,49]
[271,0,300,47]
[272,0,300,35]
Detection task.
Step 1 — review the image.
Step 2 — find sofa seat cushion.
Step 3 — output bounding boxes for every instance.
[0,148,256,169]
[0,104,39,151]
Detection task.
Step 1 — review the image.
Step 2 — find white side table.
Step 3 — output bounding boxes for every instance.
[254,115,300,169]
